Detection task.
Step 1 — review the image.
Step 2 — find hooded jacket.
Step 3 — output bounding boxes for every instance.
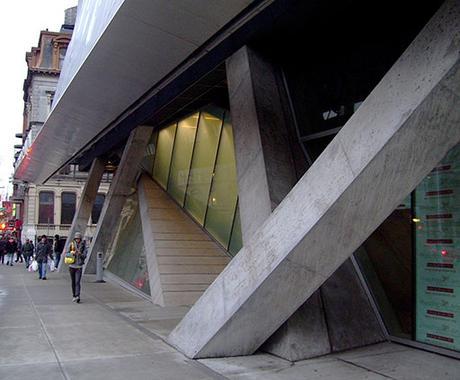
[36,240,52,263]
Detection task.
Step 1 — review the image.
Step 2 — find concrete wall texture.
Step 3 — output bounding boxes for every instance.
[168,0,460,358]
[227,45,383,361]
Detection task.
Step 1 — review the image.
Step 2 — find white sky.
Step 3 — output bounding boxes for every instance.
[0,1,78,200]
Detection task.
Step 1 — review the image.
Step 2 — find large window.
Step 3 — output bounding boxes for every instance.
[107,195,150,295]
[38,191,54,224]
[60,192,76,225]
[91,194,105,224]
[355,144,460,354]
[167,113,199,205]
[152,105,242,255]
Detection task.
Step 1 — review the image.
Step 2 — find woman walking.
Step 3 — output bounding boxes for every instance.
[66,232,86,303]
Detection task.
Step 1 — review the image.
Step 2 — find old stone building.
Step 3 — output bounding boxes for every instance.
[12,6,110,244]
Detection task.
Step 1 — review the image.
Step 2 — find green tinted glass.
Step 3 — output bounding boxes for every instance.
[107,195,150,295]
[185,107,224,225]
[205,115,239,247]
[168,113,199,205]
[152,124,176,189]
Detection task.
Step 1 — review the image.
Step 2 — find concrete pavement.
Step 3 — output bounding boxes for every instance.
[0,263,458,379]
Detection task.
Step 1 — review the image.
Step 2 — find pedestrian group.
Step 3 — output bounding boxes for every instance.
[0,232,87,303]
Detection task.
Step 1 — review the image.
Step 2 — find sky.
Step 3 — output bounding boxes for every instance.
[0,0,78,200]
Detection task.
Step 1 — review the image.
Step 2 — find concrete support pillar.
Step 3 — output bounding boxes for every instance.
[226,46,332,359]
[226,46,297,243]
[58,157,105,272]
[84,126,152,274]
[168,0,460,358]
[227,45,382,361]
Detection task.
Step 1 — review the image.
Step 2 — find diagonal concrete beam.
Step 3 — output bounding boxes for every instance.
[84,126,152,274]
[58,157,105,272]
[168,0,460,358]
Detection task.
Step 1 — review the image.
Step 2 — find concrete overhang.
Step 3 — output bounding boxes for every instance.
[14,0,254,184]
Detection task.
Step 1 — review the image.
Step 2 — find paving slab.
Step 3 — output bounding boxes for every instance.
[1,258,458,380]
[332,342,410,361]
[62,352,219,380]
[35,303,126,326]
[0,362,65,380]
[200,353,391,380]
[46,321,174,361]
[0,326,56,366]
[0,304,39,328]
[139,319,184,339]
[347,348,460,380]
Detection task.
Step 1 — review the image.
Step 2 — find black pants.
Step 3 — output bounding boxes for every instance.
[69,267,82,297]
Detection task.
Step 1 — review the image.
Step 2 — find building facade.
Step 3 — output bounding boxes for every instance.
[13,0,460,364]
[12,7,110,244]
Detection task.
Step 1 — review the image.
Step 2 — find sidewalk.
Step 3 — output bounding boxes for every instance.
[1,263,458,380]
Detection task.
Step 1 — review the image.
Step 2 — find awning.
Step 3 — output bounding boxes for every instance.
[15,0,254,183]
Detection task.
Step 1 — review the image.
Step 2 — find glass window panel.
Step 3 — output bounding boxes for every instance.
[228,204,243,256]
[185,107,224,225]
[205,115,238,248]
[91,194,105,224]
[152,124,177,189]
[107,195,150,295]
[414,144,460,352]
[355,143,460,354]
[38,191,54,224]
[354,205,413,338]
[167,113,199,205]
[60,192,76,225]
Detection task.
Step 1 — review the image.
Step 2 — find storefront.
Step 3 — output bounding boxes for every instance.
[356,144,460,357]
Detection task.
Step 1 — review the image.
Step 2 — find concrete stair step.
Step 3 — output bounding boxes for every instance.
[160,274,219,284]
[163,284,210,292]
[159,264,227,274]
[158,256,230,265]
[156,247,227,256]
[164,291,204,306]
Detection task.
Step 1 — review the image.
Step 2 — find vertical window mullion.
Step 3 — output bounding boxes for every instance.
[203,112,226,228]
[227,197,239,251]
[165,122,179,192]
[183,112,202,208]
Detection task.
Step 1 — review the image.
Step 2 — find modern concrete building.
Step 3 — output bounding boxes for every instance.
[13,0,460,366]
[12,7,110,244]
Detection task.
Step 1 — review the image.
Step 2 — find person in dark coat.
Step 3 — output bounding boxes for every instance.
[0,236,6,264]
[53,234,64,269]
[36,235,52,280]
[22,239,35,268]
[5,235,18,266]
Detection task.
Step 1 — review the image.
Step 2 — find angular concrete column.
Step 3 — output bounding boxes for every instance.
[227,45,382,361]
[168,0,460,358]
[226,45,331,358]
[84,126,152,274]
[58,157,105,272]
[226,46,297,243]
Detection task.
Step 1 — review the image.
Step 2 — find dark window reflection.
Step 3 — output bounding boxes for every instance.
[91,194,105,224]
[355,201,413,338]
[61,192,76,225]
[39,191,54,224]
